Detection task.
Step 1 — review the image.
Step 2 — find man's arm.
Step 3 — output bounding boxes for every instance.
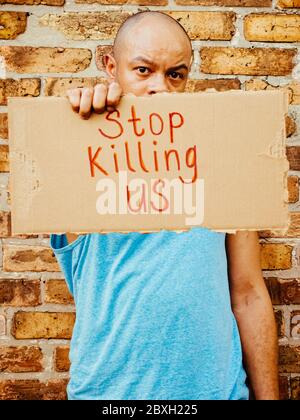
[225,230,279,400]
[66,233,78,244]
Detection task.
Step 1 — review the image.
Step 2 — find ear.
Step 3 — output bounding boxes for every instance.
[103,53,117,82]
[189,53,194,71]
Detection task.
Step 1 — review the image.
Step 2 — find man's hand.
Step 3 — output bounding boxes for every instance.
[64,82,122,245]
[66,82,123,120]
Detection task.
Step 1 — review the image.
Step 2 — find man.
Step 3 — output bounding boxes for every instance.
[50,11,279,400]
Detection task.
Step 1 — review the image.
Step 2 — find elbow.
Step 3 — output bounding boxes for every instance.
[230,277,271,314]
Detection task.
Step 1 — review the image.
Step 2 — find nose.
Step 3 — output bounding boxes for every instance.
[147,73,169,95]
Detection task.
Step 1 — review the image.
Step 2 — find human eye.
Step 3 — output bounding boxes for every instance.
[168,71,184,80]
[135,66,151,75]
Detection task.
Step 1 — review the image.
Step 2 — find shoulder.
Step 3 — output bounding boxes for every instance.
[66,233,79,245]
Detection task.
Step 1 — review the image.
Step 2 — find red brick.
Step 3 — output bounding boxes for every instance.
[259,213,300,238]
[279,375,290,400]
[277,0,300,8]
[0,113,8,140]
[76,0,167,4]
[3,245,60,272]
[0,211,11,237]
[244,79,300,105]
[11,234,39,239]
[54,346,70,372]
[0,46,92,74]
[0,12,27,40]
[279,345,300,373]
[200,47,297,76]
[186,78,241,92]
[0,0,64,4]
[0,144,9,172]
[291,376,300,400]
[265,278,300,305]
[0,379,67,400]
[165,11,236,41]
[288,176,299,203]
[274,309,285,338]
[287,146,300,171]
[244,13,300,42]
[176,0,271,5]
[284,212,300,237]
[286,115,297,138]
[44,280,74,305]
[0,78,40,106]
[39,12,131,40]
[0,279,41,306]
[0,314,6,336]
[44,77,108,97]
[260,243,293,270]
[0,346,43,372]
[291,310,300,339]
[12,311,75,339]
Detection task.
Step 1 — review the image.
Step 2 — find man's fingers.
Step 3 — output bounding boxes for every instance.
[106,82,122,112]
[66,88,82,113]
[79,87,94,119]
[66,83,122,119]
[92,84,108,114]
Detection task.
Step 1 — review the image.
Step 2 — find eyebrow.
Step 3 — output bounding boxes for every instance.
[130,56,189,72]
[130,56,156,67]
[168,64,189,73]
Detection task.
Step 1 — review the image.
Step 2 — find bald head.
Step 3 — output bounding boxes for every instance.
[113,11,192,60]
[104,10,193,96]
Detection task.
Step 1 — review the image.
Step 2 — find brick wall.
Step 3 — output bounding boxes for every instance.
[0,0,299,400]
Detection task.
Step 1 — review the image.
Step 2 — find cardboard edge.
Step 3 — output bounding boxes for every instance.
[8,97,45,236]
[41,226,284,236]
[9,91,290,236]
[281,89,291,235]
[7,98,18,237]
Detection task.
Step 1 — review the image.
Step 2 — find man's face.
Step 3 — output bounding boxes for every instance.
[105,18,193,96]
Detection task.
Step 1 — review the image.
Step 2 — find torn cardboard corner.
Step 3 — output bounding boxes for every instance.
[8,89,289,235]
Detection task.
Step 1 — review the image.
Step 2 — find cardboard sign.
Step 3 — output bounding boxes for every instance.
[8,90,289,235]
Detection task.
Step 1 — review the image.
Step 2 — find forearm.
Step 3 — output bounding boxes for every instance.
[232,287,279,400]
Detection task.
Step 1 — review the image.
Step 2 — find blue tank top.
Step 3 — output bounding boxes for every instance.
[50,227,249,400]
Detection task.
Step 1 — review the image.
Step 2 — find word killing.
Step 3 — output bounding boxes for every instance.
[88,106,198,184]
